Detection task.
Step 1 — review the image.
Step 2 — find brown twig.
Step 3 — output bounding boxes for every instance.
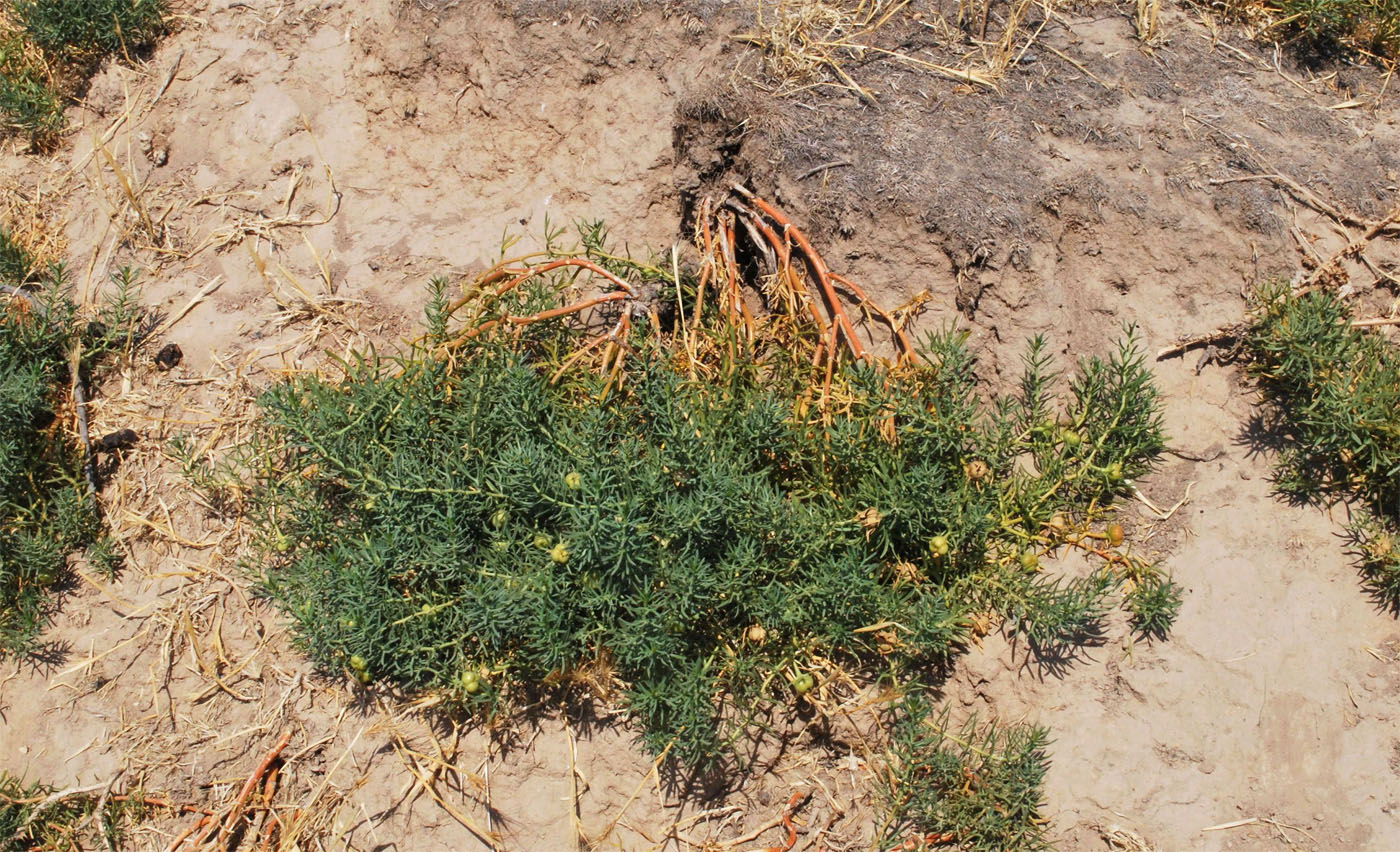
[1154,323,1247,360]
[1,285,100,500]
[798,160,853,181]
[1293,205,1400,295]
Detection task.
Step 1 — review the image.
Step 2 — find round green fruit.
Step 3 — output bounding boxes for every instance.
[791,673,816,695]
[928,535,951,558]
[1019,551,1040,572]
[564,471,583,490]
[349,654,367,671]
[1107,523,1125,547]
[549,542,571,565]
[490,509,510,529]
[533,533,552,550]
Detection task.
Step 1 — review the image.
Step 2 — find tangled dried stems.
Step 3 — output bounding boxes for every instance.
[433,185,915,415]
[739,0,999,95]
[68,69,344,299]
[0,179,65,265]
[739,0,1078,98]
[1134,0,1161,43]
[1158,114,1400,358]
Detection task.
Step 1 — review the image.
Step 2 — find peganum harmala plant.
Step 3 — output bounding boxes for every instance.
[0,237,139,656]
[1245,282,1400,608]
[881,698,1052,852]
[211,204,1176,768]
[0,0,168,145]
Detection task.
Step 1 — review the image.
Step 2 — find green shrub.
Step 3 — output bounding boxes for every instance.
[1277,0,1400,57]
[0,240,139,656]
[0,56,61,142]
[216,231,1175,767]
[0,33,61,144]
[0,0,168,143]
[882,699,1051,852]
[1246,283,1400,607]
[11,0,167,66]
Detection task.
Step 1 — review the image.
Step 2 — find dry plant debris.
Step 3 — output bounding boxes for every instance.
[738,0,1003,95]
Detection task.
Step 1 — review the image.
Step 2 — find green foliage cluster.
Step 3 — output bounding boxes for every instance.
[0,235,136,656]
[0,42,61,143]
[11,0,166,66]
[0,0,166,144]
[1276,0,1400,58]
[882,699,1051,852]
[1206,0,1400,60]
[1245,283,1400,607]
[0,773,145,852]
[215,232,1176,768]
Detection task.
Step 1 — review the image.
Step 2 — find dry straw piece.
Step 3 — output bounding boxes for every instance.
[739,0,1000,96]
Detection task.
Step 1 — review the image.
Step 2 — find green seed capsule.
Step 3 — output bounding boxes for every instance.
[349,654,367,671]
[550,542,571,564]
[1019,551,1040,572]
[490,509,510,529]
[792,673,815,695]
[928,535,951,558]
[564,471,582,490]
[533,533,552,550]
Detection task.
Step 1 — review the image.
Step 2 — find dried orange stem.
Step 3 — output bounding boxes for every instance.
[761,790,809,852]
[830,271,915,358]
[215,731,292,850]
[733,185,866,361]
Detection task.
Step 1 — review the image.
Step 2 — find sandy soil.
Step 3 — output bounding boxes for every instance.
[3,1,1400,850]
